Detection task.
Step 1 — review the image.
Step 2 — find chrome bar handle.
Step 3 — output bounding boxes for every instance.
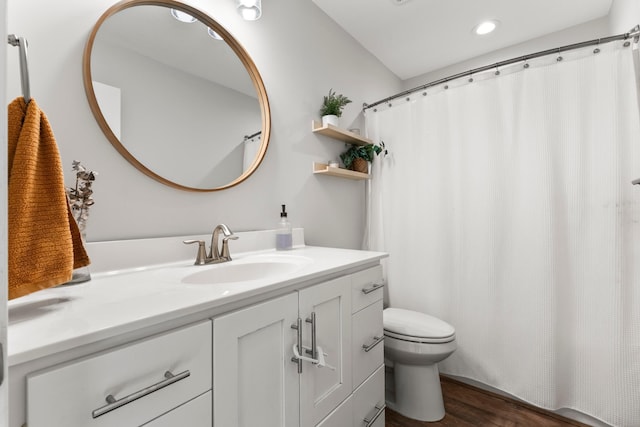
[91,370,190,419]
[305,312,317,360]
[363,403,386,427]
[362,336,384,353]
[362,283,384,295]
[291,318,303,373]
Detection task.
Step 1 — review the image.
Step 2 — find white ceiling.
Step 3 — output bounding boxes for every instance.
[312,0,613,80]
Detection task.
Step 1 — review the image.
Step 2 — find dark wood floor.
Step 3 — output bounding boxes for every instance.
[386,376,590,427]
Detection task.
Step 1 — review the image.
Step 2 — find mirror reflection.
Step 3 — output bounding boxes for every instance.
[84,0,270,191]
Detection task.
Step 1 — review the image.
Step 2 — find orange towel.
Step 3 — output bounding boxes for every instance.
[8,97,90,300]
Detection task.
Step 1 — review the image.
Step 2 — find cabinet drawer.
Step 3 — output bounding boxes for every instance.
[351,265,383,314]
[27,320,212,427]
[352,300,384,388]
[142,391,211,427]
[353,365,385,427]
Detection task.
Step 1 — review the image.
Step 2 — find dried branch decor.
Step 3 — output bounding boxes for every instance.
[67,160,97,233]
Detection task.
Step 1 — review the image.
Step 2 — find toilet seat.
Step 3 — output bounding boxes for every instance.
[384,308,455,344]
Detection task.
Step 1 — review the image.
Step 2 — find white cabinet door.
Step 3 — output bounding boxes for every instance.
[299,277,352,426]
[214,292,299,427]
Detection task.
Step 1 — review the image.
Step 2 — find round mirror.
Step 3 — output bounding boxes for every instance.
[83,0,271,191]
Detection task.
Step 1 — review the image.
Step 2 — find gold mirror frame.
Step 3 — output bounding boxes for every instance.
[82,0,271,192]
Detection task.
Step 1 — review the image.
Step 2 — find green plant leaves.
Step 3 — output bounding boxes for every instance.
[320,89,352,117]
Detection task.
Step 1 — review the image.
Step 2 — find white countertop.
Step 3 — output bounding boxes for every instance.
[8,231,387,366]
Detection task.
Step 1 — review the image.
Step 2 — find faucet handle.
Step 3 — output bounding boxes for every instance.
[221,235,239,260]
[183,240,208,265]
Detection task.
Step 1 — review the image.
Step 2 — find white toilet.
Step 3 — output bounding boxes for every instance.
[383,308,456,422]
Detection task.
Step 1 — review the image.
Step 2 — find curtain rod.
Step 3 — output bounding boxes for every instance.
[244,130,261,140]
[363,25,640,111]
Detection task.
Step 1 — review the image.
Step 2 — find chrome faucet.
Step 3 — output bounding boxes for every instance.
[183,224,239,265]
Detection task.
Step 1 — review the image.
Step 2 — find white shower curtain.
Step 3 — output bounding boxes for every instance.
[365,41,640,427]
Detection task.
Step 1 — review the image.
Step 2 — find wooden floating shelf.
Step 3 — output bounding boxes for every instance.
[311,121,372,146]
[313,162,370,180]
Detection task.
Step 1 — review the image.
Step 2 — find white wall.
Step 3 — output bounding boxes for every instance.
[6,0,401,248]
[608,0,640,33]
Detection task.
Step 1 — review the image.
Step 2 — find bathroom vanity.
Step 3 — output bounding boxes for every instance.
[7,230,387,427]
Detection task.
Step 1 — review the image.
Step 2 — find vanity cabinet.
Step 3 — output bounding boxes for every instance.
[25,320,212,427]
[10,237,388,427]
[213,265,384,427]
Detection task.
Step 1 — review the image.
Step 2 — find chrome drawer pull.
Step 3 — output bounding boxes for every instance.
[291,318,303,373]
[362,336,384,352]
[305,312,318,360]
[361,283,384,295]
[92,370,190,419]
[363,403,386,426]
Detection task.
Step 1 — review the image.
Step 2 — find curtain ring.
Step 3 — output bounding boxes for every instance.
[494,66,500,76]
[556,48,563,62]
[406,97,411,102]
[422,91,427,96]
[523,60,530,69]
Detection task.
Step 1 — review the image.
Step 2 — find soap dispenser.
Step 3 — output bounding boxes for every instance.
[276,204,292,250]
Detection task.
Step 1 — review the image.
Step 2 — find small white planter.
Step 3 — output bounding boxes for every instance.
[322,115,339,127]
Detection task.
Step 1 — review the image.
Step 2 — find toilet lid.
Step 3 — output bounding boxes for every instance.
[383,308,455,343]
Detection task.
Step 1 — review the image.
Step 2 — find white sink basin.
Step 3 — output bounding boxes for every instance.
[173,254,313,285]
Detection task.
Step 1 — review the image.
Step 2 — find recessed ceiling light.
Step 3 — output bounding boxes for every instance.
[170,9,197,23]
[474,20,499,36]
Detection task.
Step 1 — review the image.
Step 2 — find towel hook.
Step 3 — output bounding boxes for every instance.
[7,34,31,104]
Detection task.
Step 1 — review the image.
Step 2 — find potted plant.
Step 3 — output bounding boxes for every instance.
[340,141,387,173]
[320,89,352,127]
